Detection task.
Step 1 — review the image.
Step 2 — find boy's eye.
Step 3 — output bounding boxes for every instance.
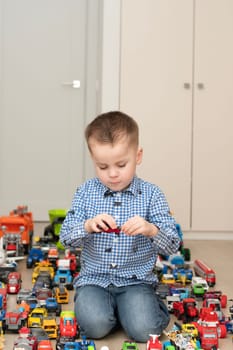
[118,164,126,168]
[99,166,107,170]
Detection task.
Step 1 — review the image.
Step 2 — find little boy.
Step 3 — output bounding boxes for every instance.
[60,111,180,342]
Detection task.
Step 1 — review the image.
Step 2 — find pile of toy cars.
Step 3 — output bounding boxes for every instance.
[1,207,233,350]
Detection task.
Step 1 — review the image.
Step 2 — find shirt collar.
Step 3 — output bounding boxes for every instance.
[96,176,141,197]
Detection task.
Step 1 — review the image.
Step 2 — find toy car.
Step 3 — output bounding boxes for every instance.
[169,286,190,300]
[42,316,58,339]
[13,336,38,350]
[6,271,22,294]
[180,323,199,338]
[146,334,162,350]
[28,307,48,328]
[23,295,39,311]
[191,283,205,299]
[54,285,69,304]
[191,276,209,292]
[172,267,193,286]
[17,288,33,304]
[43,209,67,250]
[32,265,55,284]
[0,205,34,254]
[166,296,181,313]
[35,288,53,307]
[44,297,62,316]
[161,274,175,285]
[122,340,139,350]
[47,247,59,268]
[38,339,53,350]
[56,336,76,350]
[203,290,227,308]
[29,326,49,341]
[53,268,73,290]
[173,298,199,323]
[59,310,79,340]
[202,297,225,321]
[2,308,28,332]
[27,247,44,268]
[74,336,96,350]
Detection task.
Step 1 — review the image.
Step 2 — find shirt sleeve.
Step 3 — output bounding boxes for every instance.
[59,185,90,248]
[148,186,181,256]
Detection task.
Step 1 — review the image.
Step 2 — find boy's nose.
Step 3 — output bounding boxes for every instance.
[108,168,118,177]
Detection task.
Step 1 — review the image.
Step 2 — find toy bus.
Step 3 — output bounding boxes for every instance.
[193,259,216,287]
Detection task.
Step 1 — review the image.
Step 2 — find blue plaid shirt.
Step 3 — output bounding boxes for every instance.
[60,176,180,288]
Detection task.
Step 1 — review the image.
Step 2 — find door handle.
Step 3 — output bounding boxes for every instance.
[197,83,204,90]
[183,82,191,89]
[62,80,81,88]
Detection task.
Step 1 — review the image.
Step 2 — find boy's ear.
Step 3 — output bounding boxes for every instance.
[136,147,143,165]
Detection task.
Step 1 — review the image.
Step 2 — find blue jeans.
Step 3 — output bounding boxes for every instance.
[74,283,170,342]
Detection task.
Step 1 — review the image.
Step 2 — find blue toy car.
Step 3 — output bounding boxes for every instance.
[26,247,44,268]
[45,297,62,316]
[54,269,73,290]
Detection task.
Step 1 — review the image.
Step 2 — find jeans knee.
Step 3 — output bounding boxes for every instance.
[79,315,115,339]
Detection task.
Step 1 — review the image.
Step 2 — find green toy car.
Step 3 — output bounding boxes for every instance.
[122,341,139,350]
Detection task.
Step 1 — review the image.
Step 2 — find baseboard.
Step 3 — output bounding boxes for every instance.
[183,231,233,240]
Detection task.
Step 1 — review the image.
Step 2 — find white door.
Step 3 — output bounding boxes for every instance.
[120,0,193,229]
[192,0,233,230]
[0,1,100,220]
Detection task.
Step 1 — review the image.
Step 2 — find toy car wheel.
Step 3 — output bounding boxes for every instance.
[218,324,227,338]
[221,294,227,308]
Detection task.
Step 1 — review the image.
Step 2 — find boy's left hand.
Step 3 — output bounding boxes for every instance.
[121,216,159,237]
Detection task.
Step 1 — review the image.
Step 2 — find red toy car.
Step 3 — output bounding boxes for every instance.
[146,334,162,350]
[2,308,28,332]
[38,339,53,350]
[7,271,22,294]
[173,297,199,323]
[59,310,79,340]
[203,290,227,308]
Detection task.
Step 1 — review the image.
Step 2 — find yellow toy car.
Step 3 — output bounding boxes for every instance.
[161,273,176,285]
[28,307,48,328]
[181,323,199,337]
[54,285,69,304]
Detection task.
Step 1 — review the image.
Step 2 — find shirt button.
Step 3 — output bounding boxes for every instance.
[110,263,118,269]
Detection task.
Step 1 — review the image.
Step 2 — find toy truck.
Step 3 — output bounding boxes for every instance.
[42,316,58,339]
[43,209,67,250]
[0,205,34,254]
[193,259,216,287]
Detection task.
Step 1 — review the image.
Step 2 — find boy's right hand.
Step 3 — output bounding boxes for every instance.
[84,214,117,233]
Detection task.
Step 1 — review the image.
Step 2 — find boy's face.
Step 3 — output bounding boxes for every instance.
[88,136,143,192]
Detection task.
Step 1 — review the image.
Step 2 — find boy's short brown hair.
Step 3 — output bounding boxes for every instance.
[85,111,139,149]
